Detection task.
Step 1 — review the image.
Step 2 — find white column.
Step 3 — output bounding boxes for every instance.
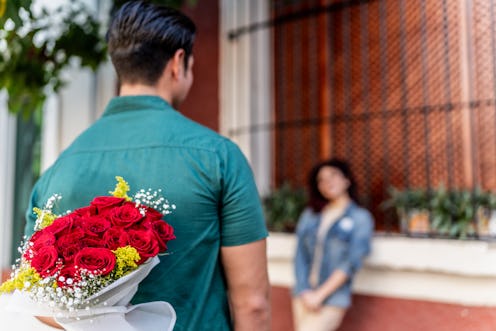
[220,0,272,196]
[249,1,272,197]
[41,93,60,171]
[0,91,17,273]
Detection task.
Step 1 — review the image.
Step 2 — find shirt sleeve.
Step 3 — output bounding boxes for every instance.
[219,141,268,246]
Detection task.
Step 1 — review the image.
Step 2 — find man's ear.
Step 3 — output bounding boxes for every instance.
[170,49,185,80]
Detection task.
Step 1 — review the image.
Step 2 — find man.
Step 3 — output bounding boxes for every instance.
[25,1,271,330]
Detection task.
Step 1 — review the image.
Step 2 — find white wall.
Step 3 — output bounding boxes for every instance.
[268,233,496,306]
[0,91,17,273]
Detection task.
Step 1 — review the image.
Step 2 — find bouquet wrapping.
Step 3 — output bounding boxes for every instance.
[0,177,176,331]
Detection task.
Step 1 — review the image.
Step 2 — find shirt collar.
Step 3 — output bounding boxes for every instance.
[342,201,357,216]
[102,95,174,117]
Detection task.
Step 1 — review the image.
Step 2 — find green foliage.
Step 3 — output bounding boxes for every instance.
[263,183,307,232]
[430,187,476,239]
[473,187,496,210]
[0,1,106,119]
[383,186,496,239]
[429,186,452,236]
[381,186,430,212]
[0,0,32,27]
[0,0,197,119]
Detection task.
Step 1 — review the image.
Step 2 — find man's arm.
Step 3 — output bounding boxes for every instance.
[221,239,271,331]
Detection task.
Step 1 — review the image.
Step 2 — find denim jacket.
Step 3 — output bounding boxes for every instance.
[293,202,374,308]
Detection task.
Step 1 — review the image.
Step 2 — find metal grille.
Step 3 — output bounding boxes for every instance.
[228,0,496,232]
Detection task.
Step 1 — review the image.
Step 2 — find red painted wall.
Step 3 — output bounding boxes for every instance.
[179,0,219,132]
[272,286,496,331]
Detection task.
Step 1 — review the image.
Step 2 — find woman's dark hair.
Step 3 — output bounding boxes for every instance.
[307,158,358,212]
[106,0,196,85]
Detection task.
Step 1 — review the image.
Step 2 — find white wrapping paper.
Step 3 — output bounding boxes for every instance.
[0,256,175,331]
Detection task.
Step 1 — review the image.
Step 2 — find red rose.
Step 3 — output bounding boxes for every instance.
[143,207,163,222]
[45,214,78,236]
[31,246,59,277]
[56,228,85,262]
[128,229,160,263]
[74,247,116,276]
[56,227,85,248]
[110,202,143,228]
[24,230,56,260]
[144,219,175,252]
[57,265,81,288]
[82,215,111,237]
[81,236,105,248]
[73,205,97,217]
[103,227,129,250]
[60,244,82,264]
[90,196,125,214]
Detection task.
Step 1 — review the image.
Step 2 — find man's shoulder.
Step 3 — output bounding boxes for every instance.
[62,106,237,156]
[166,113,243,155]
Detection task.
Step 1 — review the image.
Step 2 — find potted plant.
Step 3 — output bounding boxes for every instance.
[262,183,307,233]
[474,189,496,240]
[448,190,477,239]
[430,187,478,239]
[382,187,430,236]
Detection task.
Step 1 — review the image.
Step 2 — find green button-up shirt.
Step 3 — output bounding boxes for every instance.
[25,95,268,331]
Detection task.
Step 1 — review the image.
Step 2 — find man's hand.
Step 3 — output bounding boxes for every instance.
[36,316,63,329]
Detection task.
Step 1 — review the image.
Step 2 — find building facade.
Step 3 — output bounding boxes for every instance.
[2,0,496,330]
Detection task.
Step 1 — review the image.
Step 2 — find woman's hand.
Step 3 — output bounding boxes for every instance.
[300,290,325,312]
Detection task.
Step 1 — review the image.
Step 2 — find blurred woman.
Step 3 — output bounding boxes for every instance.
[293,158,374,331]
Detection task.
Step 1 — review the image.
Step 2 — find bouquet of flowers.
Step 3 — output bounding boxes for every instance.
[0,177,176,331]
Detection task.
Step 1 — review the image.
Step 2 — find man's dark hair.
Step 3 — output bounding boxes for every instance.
[106,0,196,85]
[307,158,358,212]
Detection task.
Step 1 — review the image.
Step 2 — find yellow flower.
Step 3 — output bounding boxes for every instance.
[33,207,58,229]
[109,176,132,201]
[0,0,5,18]
[112,246,140,278]
[0,266,41,293]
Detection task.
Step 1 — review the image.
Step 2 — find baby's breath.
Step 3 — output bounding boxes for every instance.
[133,188,176,215]
[33,193,62,231]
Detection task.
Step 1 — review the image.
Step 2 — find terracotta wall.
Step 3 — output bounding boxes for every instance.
[180,0,219,131]
[272,0,496,229]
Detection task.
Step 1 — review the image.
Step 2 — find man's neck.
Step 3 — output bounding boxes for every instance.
[119,84,173,105]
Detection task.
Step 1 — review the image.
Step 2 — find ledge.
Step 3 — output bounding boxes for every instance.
[267,232,496,306]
